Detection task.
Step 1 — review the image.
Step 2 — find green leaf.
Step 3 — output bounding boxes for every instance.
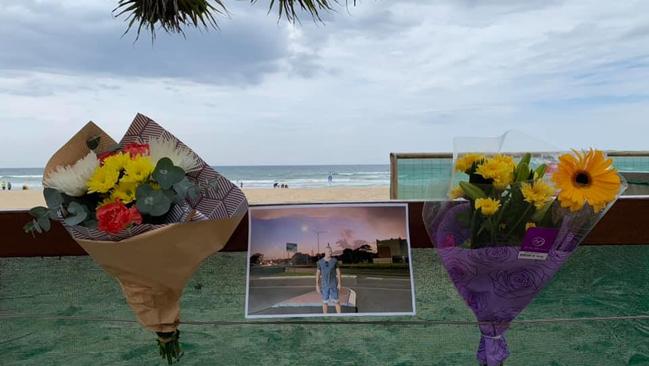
[173,177,200,201]
[152,158,186,190]
[64,201,88,226]
[43,188,64,209]
[534,164,547,180]
[29,206,49,219]
[459,181,487,201]
[37,216,51,232]
[136,184,172,216]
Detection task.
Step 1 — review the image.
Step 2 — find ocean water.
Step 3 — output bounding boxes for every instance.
[0,165,390,190]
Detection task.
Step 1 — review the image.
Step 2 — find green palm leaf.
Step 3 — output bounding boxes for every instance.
[114,0,356,40]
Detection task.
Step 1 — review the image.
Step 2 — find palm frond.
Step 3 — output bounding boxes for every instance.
[259,0,355,23]
[114,0,357,40]
[113,0,227,41]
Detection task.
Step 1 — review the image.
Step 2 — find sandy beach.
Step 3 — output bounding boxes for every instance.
[0,187,390,210]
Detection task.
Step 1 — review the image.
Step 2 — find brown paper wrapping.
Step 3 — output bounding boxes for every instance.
[43,115,247,333]
[76,214,243,332]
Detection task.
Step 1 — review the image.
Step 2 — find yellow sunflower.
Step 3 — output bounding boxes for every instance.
[552,149,621,212]
[87,165,120,193]
[475,197,500,216]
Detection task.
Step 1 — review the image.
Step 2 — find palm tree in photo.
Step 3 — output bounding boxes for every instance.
[114,0,357,40]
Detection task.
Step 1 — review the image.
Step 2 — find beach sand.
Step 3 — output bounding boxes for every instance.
[0,187,390,210]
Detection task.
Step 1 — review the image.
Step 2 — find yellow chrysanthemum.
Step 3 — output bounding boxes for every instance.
[455,153,485,173]
[492,154,516,170]
[110,181,138,204]
[476,158,509,177]
[552,149,621,212]
[521,181,555,209]
[475,197,501,216]
[525,222,536,231]
[102,152,130,172]
[121,156,154,184]
[448,185,464,199]
[87,165,120,193]
[493,169,514,190]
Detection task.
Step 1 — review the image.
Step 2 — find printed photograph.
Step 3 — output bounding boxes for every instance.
[245,204,415,318]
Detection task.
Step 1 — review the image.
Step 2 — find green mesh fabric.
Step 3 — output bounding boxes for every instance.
[1,246,649,365]
[395,156,649,200]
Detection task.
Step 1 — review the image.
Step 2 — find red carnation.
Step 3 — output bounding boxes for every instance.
[97,200,143,234]
[123,143,150,158]
[97,150,117,164]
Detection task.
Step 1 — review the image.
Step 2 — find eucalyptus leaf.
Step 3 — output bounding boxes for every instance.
[64,201,88,226]
[136,184,172,216]
[153,158,186,190]
[37,216,51,232]
[43,188,64,209]
[173,177,200,201]
[29,206,49,219]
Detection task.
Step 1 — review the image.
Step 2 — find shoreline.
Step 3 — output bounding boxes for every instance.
[0,186,390,210]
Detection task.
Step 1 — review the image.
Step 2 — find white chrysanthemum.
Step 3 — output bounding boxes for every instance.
[148,137,201,172]
[43,151,99,197]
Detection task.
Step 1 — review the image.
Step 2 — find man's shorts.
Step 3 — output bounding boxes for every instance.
[321,287,339,305]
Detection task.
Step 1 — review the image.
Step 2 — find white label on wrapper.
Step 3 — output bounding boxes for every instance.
[518,251,549,260]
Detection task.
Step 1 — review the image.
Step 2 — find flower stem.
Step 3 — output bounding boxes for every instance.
[505,204,533,240]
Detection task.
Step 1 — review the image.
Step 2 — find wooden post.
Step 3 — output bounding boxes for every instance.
[390,153,398,199]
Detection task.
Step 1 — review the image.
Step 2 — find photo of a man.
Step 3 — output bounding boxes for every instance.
[245,203,416,318]
[316,246,342,314]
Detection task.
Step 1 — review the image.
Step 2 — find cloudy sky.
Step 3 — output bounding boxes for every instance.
[250,205,408,259]
[1,0,648,168]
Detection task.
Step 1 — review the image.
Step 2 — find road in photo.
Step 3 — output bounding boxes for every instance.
[248,268,414,316]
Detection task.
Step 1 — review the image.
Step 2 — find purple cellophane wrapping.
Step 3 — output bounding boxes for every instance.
[435,203,573,366]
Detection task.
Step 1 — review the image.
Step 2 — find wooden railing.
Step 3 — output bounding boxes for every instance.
[2,197,648,257]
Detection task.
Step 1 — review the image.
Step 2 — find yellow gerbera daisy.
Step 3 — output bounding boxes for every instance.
[455,153,485,173]
[87,165,120,193]
[121,156,154,184]
[475,197,500,216]
[110,181,138,204]
[521,181,555,209]
[448,185,464,199]
[552,149,621,212]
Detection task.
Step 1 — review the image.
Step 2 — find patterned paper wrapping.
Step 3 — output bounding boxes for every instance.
[42,113,248,333]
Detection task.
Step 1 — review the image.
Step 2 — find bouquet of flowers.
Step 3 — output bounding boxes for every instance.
[423,134,625,366]
[25,114,247,364]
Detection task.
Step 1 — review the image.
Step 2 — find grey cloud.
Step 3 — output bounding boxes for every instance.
[0,1,290,85]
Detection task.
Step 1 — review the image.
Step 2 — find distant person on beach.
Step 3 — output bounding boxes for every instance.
[273,182,278,189]
[328,174,333,184]
[316,247,342,314]
[22,185,28,190]
[7,181,11,191]
[1,181,5,190]
[240,181,243,188]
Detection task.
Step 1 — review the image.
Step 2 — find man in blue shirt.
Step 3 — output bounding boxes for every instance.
[316,246,342,314]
